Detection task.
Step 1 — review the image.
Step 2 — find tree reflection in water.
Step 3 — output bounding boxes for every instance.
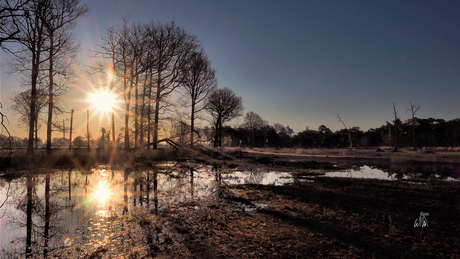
[1,172,68,258]
[0,163,304,257]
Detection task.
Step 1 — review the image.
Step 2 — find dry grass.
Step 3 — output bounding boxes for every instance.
[0,147,187,176]
[231,146,460,163]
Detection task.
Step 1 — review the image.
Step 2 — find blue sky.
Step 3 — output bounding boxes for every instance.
[2,0,460,138]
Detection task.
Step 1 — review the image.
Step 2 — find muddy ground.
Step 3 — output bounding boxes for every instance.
[157,149,460,258]
[2,148,459,258]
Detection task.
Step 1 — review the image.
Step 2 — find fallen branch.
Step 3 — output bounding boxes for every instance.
[149,138,181,150]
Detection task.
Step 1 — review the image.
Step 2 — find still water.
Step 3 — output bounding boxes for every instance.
[0,161,459,257]
[321,162,460,182]
[0,163,295,258]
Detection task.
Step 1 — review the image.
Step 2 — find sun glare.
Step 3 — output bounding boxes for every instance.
[107,68,114,83]
[94,180,112,204]
[88,89,118,113]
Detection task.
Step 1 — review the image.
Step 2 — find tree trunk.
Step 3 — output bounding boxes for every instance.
[219,121,223,147]
[139,72,148,149]
[190,100,195,147]
[111,112,115,143]
[214,120,219,147]
[347,131,352,149]
[69,109,73,149]
[87,110,90,149]
[34,119,38,149]
[46,32,54,155]
[147,68,153,149]
[27,56,39,156]
[111,53,116,144]
[124,102,130,151]
[27,12,44,157]
[134,64,139,149]
[412,118,416,151]
[393,124,398,152]
[124,65,133,151]
[153,69,161,149]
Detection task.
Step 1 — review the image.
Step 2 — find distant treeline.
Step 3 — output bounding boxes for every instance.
[209,117,460,149]
[2,117,460,149]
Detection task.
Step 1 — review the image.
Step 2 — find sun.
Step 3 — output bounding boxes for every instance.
[88,89,118,113]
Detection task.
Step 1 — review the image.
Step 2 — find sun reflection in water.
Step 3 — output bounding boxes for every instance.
[93,180,112,204]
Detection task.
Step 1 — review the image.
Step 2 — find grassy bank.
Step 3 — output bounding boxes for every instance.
[219,146,460,164]
[0,147,203,176]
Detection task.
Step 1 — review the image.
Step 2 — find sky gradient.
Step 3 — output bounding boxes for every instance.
[1,0,460,139]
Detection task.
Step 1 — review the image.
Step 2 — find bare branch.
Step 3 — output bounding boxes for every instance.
[0,110,13,158]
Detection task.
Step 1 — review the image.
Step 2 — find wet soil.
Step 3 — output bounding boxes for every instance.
[157,149,460,258]
[164,178,459,258]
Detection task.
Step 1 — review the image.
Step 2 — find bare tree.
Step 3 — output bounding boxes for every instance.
[179,48,217,147]
[7,0,48,156]
[337,114,352,149]
[98,19,148,151]
[41,0,88,154]
[406,102,420,151]
[392,102,401,152]
[145,21,198,149]
[95,26,120,145]
[3,0,85,156]
[206,87,244,147]
[243,111,266,147]
[116,19,145,151]
[10,89,47,148]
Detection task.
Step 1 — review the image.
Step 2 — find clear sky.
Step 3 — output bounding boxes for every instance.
[1,0,460,139]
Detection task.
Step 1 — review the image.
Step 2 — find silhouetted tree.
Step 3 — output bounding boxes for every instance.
[10,89,47,148]
[96,26,119,145]
[392,102,401,152]
[242,111,266,147]
[273,123,285,135]
[145,21,199,149]
[406,102,420,151]
[206,87,244,147]
[72,135,84,148]
[7,0,48,156]
[337,114,352,149]
[42,0,88,155]
[179,48,217,147]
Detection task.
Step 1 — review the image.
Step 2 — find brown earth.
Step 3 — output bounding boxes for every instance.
[157,148,460,258]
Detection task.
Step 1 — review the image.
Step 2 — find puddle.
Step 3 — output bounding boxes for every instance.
[222,170,293,186]
[321,165,399,181]
[320,165,460,182]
